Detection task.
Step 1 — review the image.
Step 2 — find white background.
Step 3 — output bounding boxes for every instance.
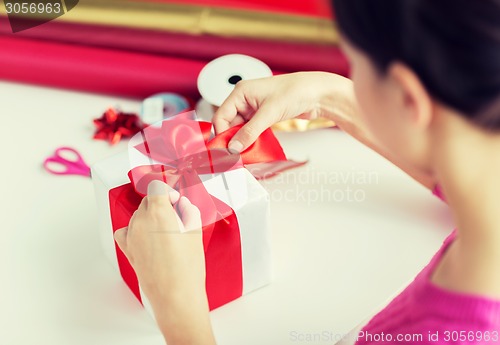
[0,80,453,345]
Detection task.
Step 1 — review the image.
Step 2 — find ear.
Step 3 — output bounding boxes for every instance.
[387,62,434,129]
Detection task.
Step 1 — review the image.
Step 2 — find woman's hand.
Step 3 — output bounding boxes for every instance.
[213,71,357,152]
[114,180,216,345]
[214,71,436,190]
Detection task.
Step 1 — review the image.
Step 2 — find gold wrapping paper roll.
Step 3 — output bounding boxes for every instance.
[0,0,338,44]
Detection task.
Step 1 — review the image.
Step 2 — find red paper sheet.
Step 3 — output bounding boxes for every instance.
[128,0,333,18]
[0,36,209,98]
[0,17,348,76]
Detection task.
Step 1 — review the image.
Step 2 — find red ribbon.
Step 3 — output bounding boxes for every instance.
[129,117,244,246]
[109,116,303,309]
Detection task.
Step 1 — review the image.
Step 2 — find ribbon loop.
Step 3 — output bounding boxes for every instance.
[127,112,246,247]
[127,110,306,233]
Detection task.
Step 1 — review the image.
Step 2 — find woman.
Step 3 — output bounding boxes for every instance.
[113,0,500,344]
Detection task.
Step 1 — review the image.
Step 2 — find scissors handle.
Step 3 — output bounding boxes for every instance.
[54,147,86,164]
[43,147,91,177]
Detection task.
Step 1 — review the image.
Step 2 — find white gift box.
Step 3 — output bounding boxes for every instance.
[91,149,272,315]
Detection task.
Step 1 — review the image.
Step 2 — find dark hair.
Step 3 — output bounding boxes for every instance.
[332,0,500,130]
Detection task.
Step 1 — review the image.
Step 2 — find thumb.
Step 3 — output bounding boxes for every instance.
[114,227,128,253]
[228,103,278,153]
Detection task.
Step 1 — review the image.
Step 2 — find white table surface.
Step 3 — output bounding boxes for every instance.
[0,80,453,345]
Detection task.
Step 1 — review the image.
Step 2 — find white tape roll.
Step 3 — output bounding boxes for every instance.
[197,54,273,107]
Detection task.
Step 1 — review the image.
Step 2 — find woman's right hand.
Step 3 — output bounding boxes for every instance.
[213,70,437,190]
[213,71,354,152]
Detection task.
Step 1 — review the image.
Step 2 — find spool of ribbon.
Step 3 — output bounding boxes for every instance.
[196,54,273,121]
[197,54,273,108]
[140,93,192,124]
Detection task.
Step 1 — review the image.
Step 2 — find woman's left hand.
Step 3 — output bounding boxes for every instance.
[114,180,216,345]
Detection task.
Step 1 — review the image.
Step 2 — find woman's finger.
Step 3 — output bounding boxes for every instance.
[213,104,235,135]
[114,227,128,253]
[146,181,179,219]
[228,102,279,152]
[148,180,181,204]
[213,85,253,134]
[177,196,202,233]
[229,114,246,128]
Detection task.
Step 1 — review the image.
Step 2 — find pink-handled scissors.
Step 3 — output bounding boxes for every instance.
[43,147,91,177]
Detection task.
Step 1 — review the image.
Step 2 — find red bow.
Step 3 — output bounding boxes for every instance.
[93,108,144,145]
[127,115,295,245]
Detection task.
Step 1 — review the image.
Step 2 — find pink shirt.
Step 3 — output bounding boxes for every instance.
[355,187,500,344]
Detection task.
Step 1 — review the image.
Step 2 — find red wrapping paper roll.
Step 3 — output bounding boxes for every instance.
[139,0,333,18]
[0,16,348,76]
[0,36,210,98]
